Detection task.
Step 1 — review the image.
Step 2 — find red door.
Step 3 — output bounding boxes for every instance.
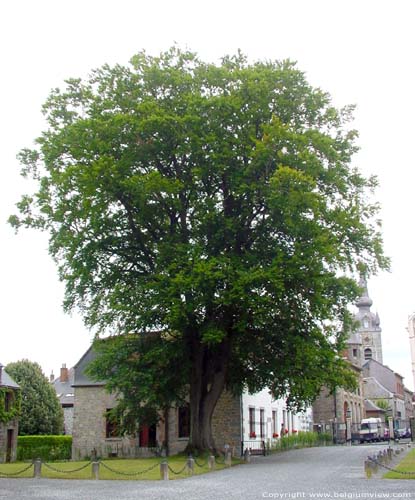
[139,426,150,447]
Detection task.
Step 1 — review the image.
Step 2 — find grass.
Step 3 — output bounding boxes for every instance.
[383,448,415,480]
[0,454,242,480]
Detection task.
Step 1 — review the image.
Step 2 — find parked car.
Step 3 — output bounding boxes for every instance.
[394,428,411,439]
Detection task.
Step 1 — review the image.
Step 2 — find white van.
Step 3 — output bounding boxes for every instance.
[359,418,383,443]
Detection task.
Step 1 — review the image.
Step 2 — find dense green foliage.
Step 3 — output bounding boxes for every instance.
[6,361,64,436]
[0,387,21,423]
[17,435,72,461]
[10,47,387,450]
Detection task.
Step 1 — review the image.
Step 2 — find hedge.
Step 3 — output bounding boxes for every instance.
[17,435,72,461]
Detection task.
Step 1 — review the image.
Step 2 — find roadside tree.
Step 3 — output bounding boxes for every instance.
[9,47,388,450]
[6,360,63,435]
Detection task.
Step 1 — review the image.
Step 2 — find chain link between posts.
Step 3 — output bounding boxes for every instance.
[193,456,208,468]
[368,456,415,476]
[167,462,188,475]
[0,463,34,477]
[99,460,160,476]
[42,461,93,474]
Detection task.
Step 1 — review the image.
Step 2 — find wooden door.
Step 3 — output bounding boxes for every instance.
[6,429,13,462]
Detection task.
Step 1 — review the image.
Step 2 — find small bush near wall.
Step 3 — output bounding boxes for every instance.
[17,436,72,461]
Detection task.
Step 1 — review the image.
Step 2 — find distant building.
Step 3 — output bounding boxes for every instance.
[354,275,383,364]
[51,364,74,435]
[408,313,415,393]
[0,364,20,463]
[362,359,406,426]
[312,333,365,442]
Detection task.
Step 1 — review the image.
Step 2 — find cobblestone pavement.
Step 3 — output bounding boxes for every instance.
[0,444,413,500]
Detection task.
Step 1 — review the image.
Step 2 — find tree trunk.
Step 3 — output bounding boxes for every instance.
[187,341,227,453]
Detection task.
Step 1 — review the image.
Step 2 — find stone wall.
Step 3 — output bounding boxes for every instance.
[72,386,139,459]
[0,418,19,463]
[63,406,74,435]
[211,391,241,452]
[166,391,241,455]
[73,386,242,458]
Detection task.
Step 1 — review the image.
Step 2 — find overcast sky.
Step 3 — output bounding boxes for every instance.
[1,0,414,390]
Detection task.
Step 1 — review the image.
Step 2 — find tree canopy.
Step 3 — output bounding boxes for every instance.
[6,360,64,435]
[10,47,388,450]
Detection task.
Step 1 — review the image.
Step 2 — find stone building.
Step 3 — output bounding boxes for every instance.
[0,364,20,463]
[51,364,74,435]
[355,275,383,364]
[71,346,242,459]
[408,313,415,394]
[362,358,406,426]
[312,334,365,442]
[404,387,414,421]
[71,345,310,459]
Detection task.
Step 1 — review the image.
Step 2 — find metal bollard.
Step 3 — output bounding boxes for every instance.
[92,461,99,480]
[208,455,215,470]
[186,457,195,476]
[33,459,42,478]
[160,461,169,480]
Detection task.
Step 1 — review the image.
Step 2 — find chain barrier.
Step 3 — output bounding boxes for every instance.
[368,456,415,476]
[0,463,34,477]
[193,456,208,468]
[167,462,188,475]
[99,460,160,476]
[42,461,92,474]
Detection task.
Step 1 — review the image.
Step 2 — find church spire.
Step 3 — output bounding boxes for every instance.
[356,273,373,309]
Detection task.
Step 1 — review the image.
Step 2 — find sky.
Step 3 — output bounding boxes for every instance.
[1,0,414,390]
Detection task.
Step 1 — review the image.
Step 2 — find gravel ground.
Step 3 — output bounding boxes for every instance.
[0,443,413,500]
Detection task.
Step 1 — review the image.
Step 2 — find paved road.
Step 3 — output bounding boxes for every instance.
[0,444,413,500]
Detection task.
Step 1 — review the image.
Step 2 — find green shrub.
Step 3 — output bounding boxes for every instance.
[270,431,332,452]
[17,435,72,461]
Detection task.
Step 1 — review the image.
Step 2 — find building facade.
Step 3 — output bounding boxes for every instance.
[51,364,74,435]
[0,364,20,463]
[354,275,383,364]
[71,345,309,459]
[408,313,415,394]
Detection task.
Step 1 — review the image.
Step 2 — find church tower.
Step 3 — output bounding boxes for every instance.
[354,275,383,364]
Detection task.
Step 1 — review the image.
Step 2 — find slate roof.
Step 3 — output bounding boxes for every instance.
[364,398,387,412]
[53,367,75,406]
[0,365,20,389]
[72,345,105,387]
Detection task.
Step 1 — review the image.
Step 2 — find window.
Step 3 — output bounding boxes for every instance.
[352,348,358,357]
[364,348,372,360]
[105,409,120,438]
[178,405,190,438]
[272,410,277,434]
[249,407,256,436]
[260,409,265,438]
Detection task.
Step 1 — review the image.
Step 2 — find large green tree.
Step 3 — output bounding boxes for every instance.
[10,47,387,451]
[6,360,64,435]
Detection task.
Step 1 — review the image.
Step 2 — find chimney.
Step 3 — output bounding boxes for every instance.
[50,371,55,383]
[60,364,69,383]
